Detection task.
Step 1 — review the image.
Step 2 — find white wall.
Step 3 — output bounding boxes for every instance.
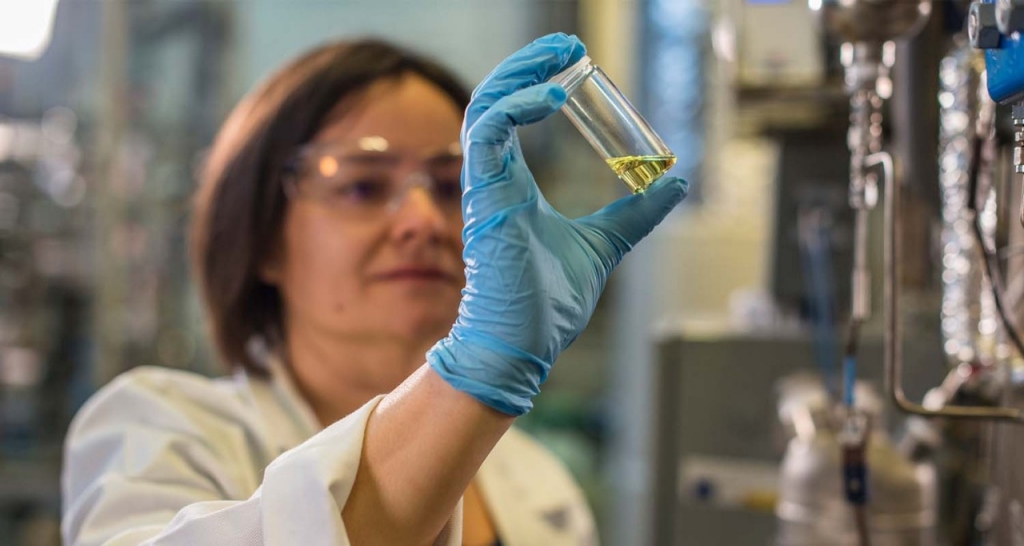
[234,0,538,93]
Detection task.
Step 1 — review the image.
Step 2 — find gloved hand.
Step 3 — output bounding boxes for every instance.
[427,33,689,416]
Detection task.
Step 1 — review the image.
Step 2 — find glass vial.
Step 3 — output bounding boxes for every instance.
[549,55,676,193]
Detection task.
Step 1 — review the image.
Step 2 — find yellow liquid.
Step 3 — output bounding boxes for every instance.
[605,155,677,193]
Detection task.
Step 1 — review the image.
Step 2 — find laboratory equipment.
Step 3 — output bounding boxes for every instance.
[812,0,1024,416]
[548,55,676,193]
[878,0,1024,423]
[870,0,1024,424]
[647,0,1024,543]
[774,0,943,544]
[775,376,938,546]
[811,0,930,329]
[954,1,1024,542]
[648,330,947,545]
[782,0,1024,543]
[0,115,89,546]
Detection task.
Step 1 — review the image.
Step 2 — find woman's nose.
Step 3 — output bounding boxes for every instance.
[389,186,449,242]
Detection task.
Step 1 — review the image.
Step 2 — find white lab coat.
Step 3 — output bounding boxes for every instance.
[61,355,598,546]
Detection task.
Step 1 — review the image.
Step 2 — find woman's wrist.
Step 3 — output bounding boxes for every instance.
[345,365,513,545]
[426,332,550,416]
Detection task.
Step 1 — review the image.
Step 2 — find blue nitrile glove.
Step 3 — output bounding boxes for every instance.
[426,33,689,416]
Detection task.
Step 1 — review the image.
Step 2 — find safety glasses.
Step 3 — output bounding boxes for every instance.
[283,137,463,221]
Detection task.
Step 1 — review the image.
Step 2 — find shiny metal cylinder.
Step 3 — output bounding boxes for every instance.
[776,433,938,545]
[775,378,938,545]
[811,0,932,45]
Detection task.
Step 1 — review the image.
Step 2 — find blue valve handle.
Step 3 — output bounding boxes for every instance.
[983,0,1024,103]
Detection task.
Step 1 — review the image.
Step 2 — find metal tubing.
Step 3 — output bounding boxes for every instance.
[852,209,871,322]
[883,151,1024,422]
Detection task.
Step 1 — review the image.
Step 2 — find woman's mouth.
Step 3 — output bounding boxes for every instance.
[371,268,459,284]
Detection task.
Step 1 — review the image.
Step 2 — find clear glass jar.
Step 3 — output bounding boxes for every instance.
[549,55,676,193]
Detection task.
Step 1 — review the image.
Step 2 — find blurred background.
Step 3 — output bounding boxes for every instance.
[7,0,1024,545]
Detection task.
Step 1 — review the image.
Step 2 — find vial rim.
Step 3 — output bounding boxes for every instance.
[547,55,594,96]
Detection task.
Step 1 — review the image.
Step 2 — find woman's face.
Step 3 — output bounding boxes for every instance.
[265,74,466,346]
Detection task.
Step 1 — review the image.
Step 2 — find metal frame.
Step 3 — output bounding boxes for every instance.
[884,145,1024,422]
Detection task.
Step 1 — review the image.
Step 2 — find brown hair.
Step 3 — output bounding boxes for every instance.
[190,39,471,373]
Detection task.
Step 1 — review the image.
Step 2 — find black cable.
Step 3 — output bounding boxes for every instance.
[842,426,871,546]
[854,504,872,546]
[965,117,1024,360]
[842,318,862,410]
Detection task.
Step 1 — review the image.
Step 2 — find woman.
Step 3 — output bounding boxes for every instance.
[61,33,687,546]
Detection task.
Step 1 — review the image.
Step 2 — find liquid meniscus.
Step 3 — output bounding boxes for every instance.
[605,155,677,193]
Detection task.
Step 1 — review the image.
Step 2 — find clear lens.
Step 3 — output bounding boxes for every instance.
[286,151,463,219]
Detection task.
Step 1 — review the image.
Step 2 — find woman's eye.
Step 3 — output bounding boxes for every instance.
[333,179,389,202]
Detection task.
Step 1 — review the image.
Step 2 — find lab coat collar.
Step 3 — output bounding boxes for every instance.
[235,338,322,452]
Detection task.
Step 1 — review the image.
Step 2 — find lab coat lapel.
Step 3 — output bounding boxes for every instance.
[238,343,323,456]
[476,430,583,545]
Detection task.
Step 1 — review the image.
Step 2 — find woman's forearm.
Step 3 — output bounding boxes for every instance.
[341,364,514,545]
